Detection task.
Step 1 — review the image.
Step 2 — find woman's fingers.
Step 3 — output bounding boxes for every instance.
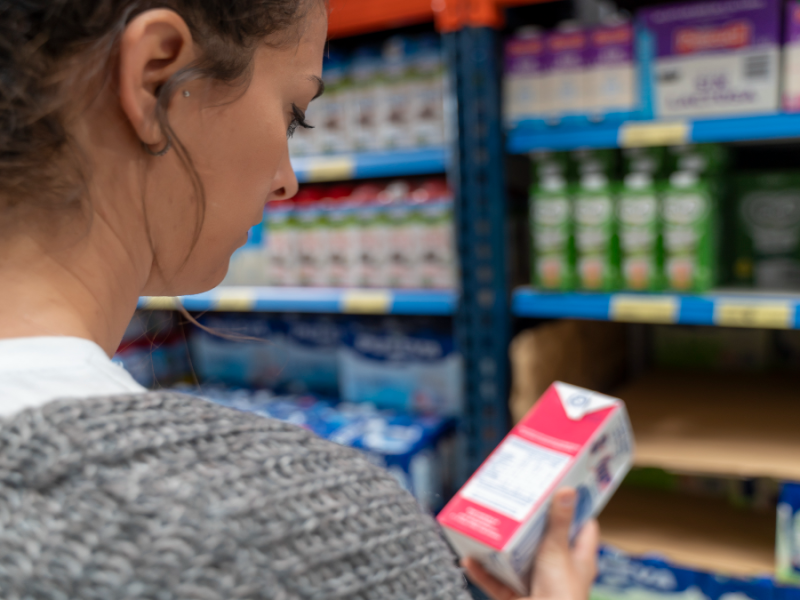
[462,558,520,600]
[572,518,600,586]
[541,488,576,553]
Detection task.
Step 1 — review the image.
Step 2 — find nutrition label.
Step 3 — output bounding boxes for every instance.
[461,436,570,521]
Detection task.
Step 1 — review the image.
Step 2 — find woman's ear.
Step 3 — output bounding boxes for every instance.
[118,9,195,146]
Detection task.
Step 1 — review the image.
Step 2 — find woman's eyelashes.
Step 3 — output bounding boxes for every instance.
[287,104,313,138]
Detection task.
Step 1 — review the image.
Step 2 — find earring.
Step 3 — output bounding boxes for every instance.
[183,90,190,97]
[142,138,171,157]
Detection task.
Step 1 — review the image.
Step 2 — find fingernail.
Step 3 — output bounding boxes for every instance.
[558,492,575,507]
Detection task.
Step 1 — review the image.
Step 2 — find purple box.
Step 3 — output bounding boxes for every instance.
[784,1,800,111]
[546,28,591,118]
[503,31,550,125]
[586,23,638,118]
[638,0,781,118]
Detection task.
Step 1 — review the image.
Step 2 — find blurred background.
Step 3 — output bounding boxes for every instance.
[120,0,800,598]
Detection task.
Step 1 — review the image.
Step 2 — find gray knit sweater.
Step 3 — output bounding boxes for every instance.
[0,391,470,600]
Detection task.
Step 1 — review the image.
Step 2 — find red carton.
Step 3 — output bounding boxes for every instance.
[437,382,634,595]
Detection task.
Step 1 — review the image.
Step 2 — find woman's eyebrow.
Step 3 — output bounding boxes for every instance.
[309,75,325,100]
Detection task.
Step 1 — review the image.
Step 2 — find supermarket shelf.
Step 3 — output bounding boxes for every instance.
[138,286,456,315]
[328,0,434,39]
[513,287,800,330]
[618,371,800,481]
[601,487,775,578]
[291,147,448,183]
[507,113,800,153]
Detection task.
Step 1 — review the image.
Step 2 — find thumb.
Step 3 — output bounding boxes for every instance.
[541,488,576,553]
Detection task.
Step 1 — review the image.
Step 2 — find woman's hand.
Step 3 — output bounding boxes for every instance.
[462,488,599,600]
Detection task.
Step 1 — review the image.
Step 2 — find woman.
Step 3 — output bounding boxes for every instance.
[0,0,598,598]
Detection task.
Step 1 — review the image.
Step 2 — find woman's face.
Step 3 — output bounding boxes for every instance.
[139,8,327,296]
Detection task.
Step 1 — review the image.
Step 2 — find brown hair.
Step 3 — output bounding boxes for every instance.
[0,0,316,215]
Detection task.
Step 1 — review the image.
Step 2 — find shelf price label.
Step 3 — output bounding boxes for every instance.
[610,295,679,324]
[213,288,257,312]
[141,296,179,310]
[714,299,794,329]
[341,290,392,314]
[619,121,690,148]
[303,156,356,182]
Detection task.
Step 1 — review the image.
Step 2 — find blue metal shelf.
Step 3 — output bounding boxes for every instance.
[513,287,800,329]
[507,113,800,153]
[291,147,449,183]
[139,286,456,315]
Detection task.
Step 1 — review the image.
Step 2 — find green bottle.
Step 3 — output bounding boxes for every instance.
[618,172,663,291]
[530,174,576,290]
[663,171,717,292]
[574,172,621,291]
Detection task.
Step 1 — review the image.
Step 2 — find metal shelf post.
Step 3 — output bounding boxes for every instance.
[445,27,511,479]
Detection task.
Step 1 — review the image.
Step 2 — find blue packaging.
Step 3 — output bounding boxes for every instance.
[777,482,800,584]
[338,318,464,416]
[279,314,343,397]
[187,313,285,389]
[115,311,189,387]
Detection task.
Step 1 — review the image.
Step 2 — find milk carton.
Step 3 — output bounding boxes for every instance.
[339,318,464,416]
[503,28,551,128]
[663,171,717,291]
[265,199,297,287]
[437,382,634,596]
[638,0,782,118]
[317,52,351,154]
[784,2,800,112]
[586,22,639,122]
[574,172,621,291]
[530,174,576,290]
[546,25,591,125]
[777,482,800,584]
[377,36,415,150]
[411,34,447,148]
[348,47,382,152]
[619,172,664,290]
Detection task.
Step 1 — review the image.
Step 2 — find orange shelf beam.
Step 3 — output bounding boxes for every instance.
[328,0,436,39]
[327,0,556,38]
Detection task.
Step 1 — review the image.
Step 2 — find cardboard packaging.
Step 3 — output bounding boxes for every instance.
[503,29,551,129]
[437,382,634,595]
[777,482,800,584]
[638,0,781,118]
[546,27,591,125]
[784,1,800,112]
[586,23,639,122]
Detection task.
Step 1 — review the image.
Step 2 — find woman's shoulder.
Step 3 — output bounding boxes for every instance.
[0,391,470,599]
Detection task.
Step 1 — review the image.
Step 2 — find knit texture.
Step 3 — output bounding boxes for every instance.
[0,391,470,600]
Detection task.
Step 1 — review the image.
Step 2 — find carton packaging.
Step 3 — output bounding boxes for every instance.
[546,27,591,125]
[638,0,782,119]
[503,29,551,128]
[733,172,800,289]
[777,482,800,584]
[663,171,717,291]
[586,23,639,122]
[618,172,664,291]
[437,382,634,595]
[785,2,800,112]
[530,174,577,290]
[574,172,621,291]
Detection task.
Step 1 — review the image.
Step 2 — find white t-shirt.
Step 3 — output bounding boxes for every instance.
[0,336,145,418]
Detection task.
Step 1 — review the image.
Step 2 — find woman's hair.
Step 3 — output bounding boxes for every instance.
[0,0,315,213]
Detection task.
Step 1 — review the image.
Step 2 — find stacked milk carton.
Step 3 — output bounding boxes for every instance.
[247,178,456,289]
[503,19,639,128]
[290,34,447,156]
[187,313,464,417]
[529,145,726,293]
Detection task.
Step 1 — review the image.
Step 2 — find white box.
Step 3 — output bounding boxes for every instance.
[437,382,634,595]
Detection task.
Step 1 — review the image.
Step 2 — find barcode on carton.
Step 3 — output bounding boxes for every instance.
[461,437,570,521]
[744,54,770,79]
